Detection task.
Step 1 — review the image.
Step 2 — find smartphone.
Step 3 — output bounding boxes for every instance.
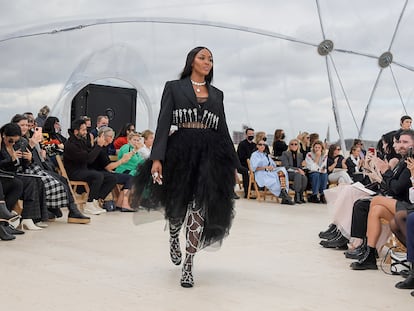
[408,147,413,158]
[368,147,375,154]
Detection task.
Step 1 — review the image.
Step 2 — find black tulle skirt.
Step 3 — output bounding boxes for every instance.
[131,128,236,247]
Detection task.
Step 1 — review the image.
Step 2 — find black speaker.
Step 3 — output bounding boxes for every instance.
[71,84,137,134]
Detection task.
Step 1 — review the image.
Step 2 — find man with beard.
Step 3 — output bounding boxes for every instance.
[63,119,117,215]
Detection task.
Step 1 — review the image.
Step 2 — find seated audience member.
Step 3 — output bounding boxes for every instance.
[90,115,109,138]
[88,126,135,212]
[353,139,366,160]
[327,144,353,185]
[272,129,288,159]
[305,140,328,203]
[64,119,117,215]
[23,112,35,137]
[0,176,24,240]
[115,132,145,176]
[0,123,44,230]
[393,211,414,295]
[346,145,366,183]
[320,130,406,250]
[12,115,89,225]
[255,131,270,155]
[80,116,94,148]
[90,115,115,155]
[236,128,257,198]
[400,115,412,131]
[42,116,66,164]
[297,131,311,159]
[350,154,414,270]
[309,133,320,149]
[113,123,135,150]
[250,139,293,205]
[280,139,307,203]
[137,129,154,160]
[34,105,50,128]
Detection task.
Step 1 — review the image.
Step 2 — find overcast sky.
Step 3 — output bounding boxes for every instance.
[0,0,413,143]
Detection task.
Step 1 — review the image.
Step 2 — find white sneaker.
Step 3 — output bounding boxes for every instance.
[84,202,105,215]
[92,200,107,213]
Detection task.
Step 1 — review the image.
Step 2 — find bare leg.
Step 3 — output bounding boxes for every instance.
[366,197,396,248]
[181,202,204,288]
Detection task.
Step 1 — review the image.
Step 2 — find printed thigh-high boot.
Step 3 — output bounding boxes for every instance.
[169,217,183,265]
[180,202,204,288]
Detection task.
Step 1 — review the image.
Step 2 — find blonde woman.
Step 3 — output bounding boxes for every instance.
[297,131,311,159]
[254,131,270,154]
[305,140,328,203]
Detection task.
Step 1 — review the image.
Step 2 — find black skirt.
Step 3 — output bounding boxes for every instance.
[131,128,236,247]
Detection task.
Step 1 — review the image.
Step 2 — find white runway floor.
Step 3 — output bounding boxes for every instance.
[1,198,412,311]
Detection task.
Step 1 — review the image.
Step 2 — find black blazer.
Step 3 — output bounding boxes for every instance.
[150,77,235,162]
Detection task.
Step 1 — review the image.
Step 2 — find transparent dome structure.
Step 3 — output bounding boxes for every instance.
[0,0,413,146]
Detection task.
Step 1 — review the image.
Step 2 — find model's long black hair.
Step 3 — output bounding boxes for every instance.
[180,46,213,83]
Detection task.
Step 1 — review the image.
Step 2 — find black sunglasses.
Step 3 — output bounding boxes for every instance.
[257,143,266,146]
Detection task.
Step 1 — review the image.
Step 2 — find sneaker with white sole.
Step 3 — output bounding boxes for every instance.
[93,199,107,213]
[84,202,105,215]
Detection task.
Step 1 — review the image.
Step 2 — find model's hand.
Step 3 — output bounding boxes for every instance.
[151,160,163,185]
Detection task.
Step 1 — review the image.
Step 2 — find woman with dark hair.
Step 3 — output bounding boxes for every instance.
[11,114,89,226]
[42,116,66,161]
[0,123,43,230]
[131,47,237,288]
[327,144,352,185]
[113,123,135,150]
[272,129,288,158]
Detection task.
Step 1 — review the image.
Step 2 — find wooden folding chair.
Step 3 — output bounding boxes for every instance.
[55,155,90,210]
[246,159,279,202]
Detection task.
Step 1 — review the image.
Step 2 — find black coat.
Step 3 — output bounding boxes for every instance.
[150,77,237,165]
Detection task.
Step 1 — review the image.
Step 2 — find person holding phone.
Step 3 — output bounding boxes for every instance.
[131,47,238,288]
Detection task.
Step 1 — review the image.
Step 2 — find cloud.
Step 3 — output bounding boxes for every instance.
[0,0,413,143]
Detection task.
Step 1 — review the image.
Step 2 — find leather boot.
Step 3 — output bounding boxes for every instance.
[309,194,320,203]
[320,231,349,249]
[4,223,24,235]
[67,203,91,224]
[344,238,367,259]
[319,194,327,204]
[0,224,16,241]
[396,269,414,289]
[294,192,302,204]
[319,223,337,239]
[279,189,294,205]
[299,192,306,203]
[0,202,15,220]
[350,246,378,270]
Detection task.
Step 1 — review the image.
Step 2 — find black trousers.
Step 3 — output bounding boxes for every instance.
[0,177,23,211]
[350,198,372,238]
[237,165,249,197]
[69,169,117,201]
